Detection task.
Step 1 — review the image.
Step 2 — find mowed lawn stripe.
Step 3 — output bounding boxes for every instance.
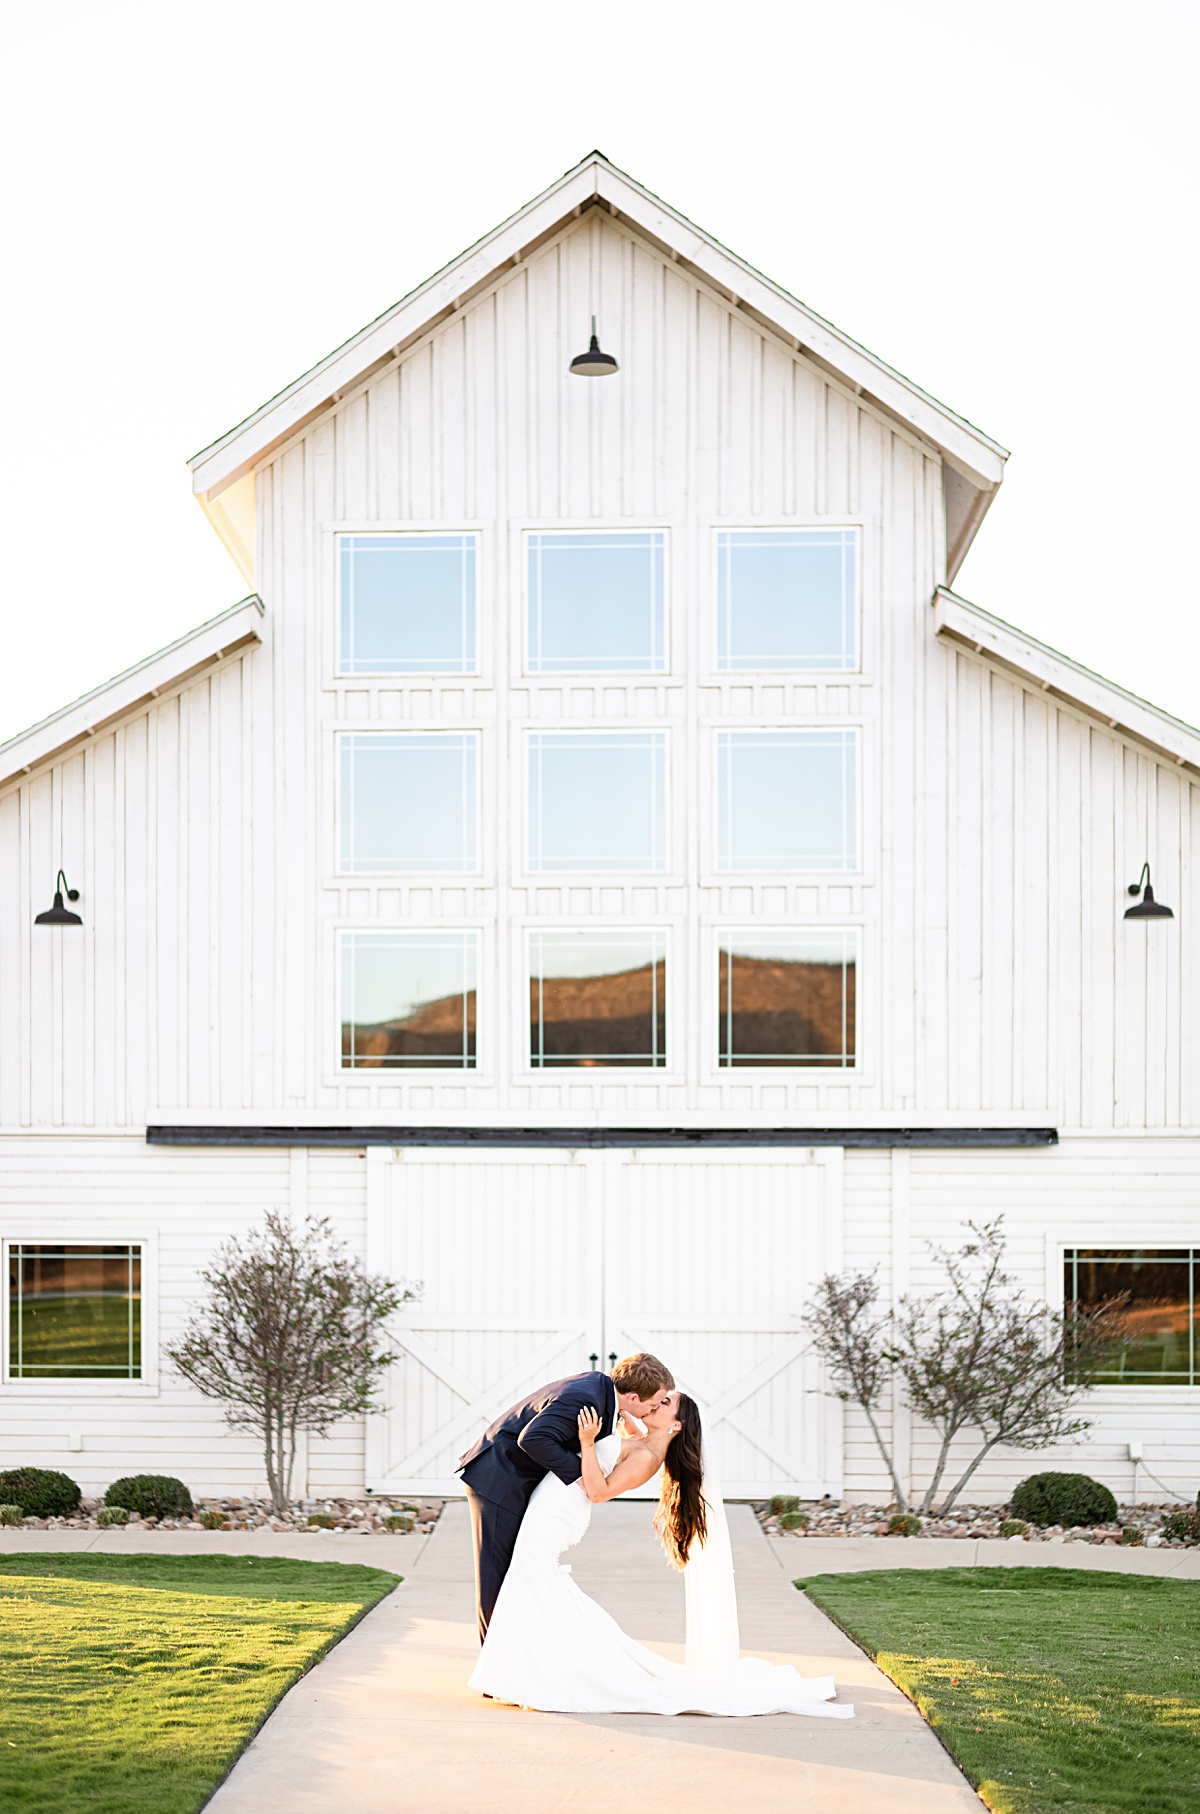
[798,1566,1200,1814]
[0,1553,399,1814]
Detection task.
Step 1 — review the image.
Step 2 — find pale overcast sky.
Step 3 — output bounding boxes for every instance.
[1,0,1196,743]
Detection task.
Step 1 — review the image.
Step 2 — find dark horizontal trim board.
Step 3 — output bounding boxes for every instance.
[147,1125,1059,1150]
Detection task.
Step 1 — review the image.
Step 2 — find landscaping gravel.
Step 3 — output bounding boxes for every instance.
[12,1497,446,1535]
[754,1499,1195,1546]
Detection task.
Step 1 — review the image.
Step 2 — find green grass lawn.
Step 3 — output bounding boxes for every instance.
[0,1552,399,1814]
[798,1566,1200,1814]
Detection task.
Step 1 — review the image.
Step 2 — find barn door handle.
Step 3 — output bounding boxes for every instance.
[608,1351,618,1368]
[589,1352,599,1371]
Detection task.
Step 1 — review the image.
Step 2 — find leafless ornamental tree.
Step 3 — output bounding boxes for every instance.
[894,1220,1130,1515]
[801,1271,908,1511]
[804,1219,1130,1517]
[168,1212,415,1514]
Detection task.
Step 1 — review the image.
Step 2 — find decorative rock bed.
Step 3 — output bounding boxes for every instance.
[754,1500,1195,1546]
[7,1497,447,1535]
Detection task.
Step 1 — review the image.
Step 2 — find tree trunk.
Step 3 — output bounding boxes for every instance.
[919,1423,960,1514]
[861,1401,909,1511]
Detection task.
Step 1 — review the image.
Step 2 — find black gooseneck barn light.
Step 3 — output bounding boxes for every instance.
[34,869,83,927]
[1124,862,1173,921]
[569,315,618,377]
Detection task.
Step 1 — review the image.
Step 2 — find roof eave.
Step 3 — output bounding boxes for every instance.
[933,586,1200,776]
[189,152,1008,503]
[0,596,265,790]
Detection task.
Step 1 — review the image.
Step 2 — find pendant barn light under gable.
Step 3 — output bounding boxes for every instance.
[570,316,618,377]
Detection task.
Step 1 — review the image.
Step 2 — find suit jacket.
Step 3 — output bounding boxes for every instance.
[458,1370,616,1513]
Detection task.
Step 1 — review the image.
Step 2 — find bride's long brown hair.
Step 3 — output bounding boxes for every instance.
[657,1393,706,1569]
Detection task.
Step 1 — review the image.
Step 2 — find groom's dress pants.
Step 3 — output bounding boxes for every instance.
[464,1486,526,1644]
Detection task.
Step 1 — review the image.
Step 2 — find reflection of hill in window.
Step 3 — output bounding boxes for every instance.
[720,953,854,1064]
[344,989,476,1066]
[532,962,665,1065]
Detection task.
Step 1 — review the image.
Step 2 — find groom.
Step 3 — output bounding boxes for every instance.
[458,1351,675,1642]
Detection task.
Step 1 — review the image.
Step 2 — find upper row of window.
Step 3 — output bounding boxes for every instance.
[338,527,858,676]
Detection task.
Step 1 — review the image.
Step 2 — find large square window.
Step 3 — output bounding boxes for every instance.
[716,729,857,871]
[527,532,665,672]
[529,929,667,1067]
[8,1244,141,1379]
[339,733,478,874]
[717,528,857,670]
[339,534,477,674]
[529,731,667,872]
[718,929,856,1068]
[340,930,477,1068]
[1065,1250,1197,1385]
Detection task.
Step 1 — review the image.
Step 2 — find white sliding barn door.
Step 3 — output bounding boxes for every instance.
[366,1148,603,1495]
[366,1145,844,1499]
[603,1150,844,1498]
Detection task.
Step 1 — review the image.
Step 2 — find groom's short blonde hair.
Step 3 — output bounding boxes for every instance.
[610,1352,675,1398]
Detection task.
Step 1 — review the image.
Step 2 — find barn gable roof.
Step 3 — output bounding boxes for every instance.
[934,587,1200,778]
[0,595,264,790]
[188,151,1008,580]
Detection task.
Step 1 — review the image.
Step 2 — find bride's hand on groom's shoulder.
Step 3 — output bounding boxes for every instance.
[577,1407,600,1446]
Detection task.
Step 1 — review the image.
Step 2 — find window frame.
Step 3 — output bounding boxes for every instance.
[708,723,863,878]
[331,526,483,680]
[713,924,860,1073]
[708,520,863,678]
[335,926,483,1076]
[523,726,673,879]
[334,728,482,879]
[519,521,672,679]
[1,1232,158,1394]
[519,922,679,1077]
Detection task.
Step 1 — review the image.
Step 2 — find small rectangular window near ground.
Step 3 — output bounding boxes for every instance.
[1065,1249,1197,1384]
[718,929,857,1067]
[527,531,665,672]
[717,528,857,670]
[340,930,477,1068]
[528,730,667,872]
[338,533,477,674]
[339,731,478,873]
[8,1244,141,1379]
[529,928,667,1067]
[716,728,858,871]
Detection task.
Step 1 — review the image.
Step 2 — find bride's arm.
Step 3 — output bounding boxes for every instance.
[577,1409,660,1503]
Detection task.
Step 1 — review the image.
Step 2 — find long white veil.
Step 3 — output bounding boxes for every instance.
[682,1402,740,1672]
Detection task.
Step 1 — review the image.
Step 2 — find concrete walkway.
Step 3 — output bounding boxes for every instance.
[195,1501,983,1814]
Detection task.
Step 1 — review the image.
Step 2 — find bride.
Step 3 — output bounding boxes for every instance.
[468,1389,853,1718]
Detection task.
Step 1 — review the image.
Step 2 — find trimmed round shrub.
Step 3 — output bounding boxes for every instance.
[1010,1472,1117,1528]
[0,1467,81,1518]
[1160,1504,1200,1543]
[104,1474,193,1519]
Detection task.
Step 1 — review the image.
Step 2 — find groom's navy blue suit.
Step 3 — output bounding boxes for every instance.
[458,1370,617,1642]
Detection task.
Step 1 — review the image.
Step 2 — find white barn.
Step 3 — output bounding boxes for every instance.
[2,152,1196,1508]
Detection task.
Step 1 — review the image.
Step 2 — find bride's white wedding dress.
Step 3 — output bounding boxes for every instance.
[468,1433,853,1717]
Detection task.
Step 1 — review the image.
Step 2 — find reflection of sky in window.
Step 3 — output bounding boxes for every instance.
[340,733,477,872]
[339,534,476,674]
[717,730,857,870]
[529,731,666,871]
[531,928,665,979]
[528,532,665,672]
[342,931,477,1023]
[718,530,856,671]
